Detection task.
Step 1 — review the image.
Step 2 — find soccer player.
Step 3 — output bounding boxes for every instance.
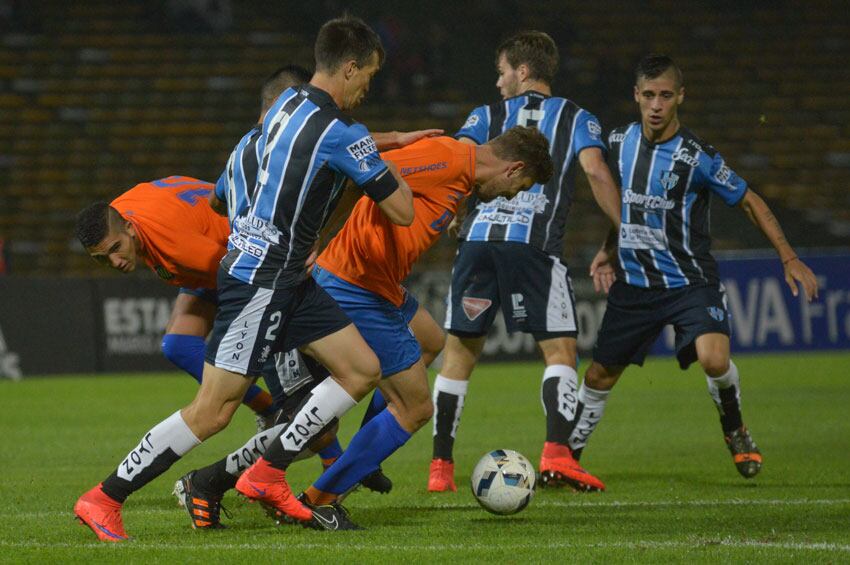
[571,54,818,483]
[177,126,554,529]
[73,15,415,541]
[429,31,621,493]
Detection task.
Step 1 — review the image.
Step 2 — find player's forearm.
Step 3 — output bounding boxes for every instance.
[372,131,401,151]
[580,149,621,227]
[740,191,797,262]
[601,225,618,254]
[208,192,227,216]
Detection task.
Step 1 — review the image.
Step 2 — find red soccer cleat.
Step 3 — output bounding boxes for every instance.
[73,484,128,542]
[539,442,605,492]
[428,458,457,492]
[235,459,313,523]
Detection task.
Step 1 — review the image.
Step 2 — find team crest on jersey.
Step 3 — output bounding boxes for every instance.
[660,171,680,191]
[463,114,480,129]
[462,297,492,321]
[154,266,174,281]
[707,306,725,322]
[346,136,377,161]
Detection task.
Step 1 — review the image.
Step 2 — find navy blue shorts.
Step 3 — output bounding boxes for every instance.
[314,265,421,377]
[205,269,351,378]
[445,241,578,338]
[593,281,731,370]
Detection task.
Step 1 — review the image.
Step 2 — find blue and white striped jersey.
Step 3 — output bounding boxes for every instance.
[215,125,261,225]
[608,124,748,289]
[454,91,606,256]
[221,85,399,289]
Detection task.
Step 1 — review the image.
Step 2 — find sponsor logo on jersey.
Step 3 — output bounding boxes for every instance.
[672,147,700,168]
[154,266,174,281]
[608,132,626,144]
[462,297,492,321]
[714,163,732,186]
[660,171,680,191]
[346,135,378,161]
[623,189,675,210]
[707,306,726,322]
[587,120,602,137]
[400,161,448,176]
[686,138,704,152]
[619,223,668,250]
[478,192,549,214]
[462,114,480,129]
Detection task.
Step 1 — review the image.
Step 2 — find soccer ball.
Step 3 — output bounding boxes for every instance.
[470,449,536,515]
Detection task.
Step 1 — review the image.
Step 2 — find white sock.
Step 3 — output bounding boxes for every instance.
[706,360,741,410]
[279,378,356,453]
[432,374,468,439]
[117,411,200,482]
[540,364,579,421]
[567,384,610,454]
[225,423,286,476]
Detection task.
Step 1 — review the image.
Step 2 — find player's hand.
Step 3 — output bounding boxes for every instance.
[783,257,818,302]
[590,248,616,294]
[395,129,444,148]
[446,215,462,238]
[304,241,320,274]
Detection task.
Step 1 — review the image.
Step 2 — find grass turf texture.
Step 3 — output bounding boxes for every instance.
[1,352,848,563]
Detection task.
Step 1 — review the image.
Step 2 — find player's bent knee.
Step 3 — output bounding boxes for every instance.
[700,356,730,378]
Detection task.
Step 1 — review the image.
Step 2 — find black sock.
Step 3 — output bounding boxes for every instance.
[191,458,236,496]
[541,365,579,445]
[432,375,468,461]
[718,386,743,434]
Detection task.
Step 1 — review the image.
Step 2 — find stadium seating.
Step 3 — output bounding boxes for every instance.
[1,0,848,275]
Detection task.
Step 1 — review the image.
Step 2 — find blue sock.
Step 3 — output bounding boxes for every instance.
[313,408,411,495]
[360,389,387,427]
[161,333,269,411]
[318,437,344,468]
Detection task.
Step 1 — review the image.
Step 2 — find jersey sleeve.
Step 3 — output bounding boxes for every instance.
[454,105,490,144]
[573,111,607,157]
[214,166,229,202]
[606,131,622,186]
[704,151,748,206]
[329,122,398,202]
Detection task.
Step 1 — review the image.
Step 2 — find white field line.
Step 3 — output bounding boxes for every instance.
[0,539,848,553]
[3,497,849,520]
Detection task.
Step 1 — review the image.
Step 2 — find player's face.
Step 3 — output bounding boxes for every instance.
[496,53,521,99]
[476,168,534,202]
[87,224,137,273]
[634,69,684,139]
[342,51,381,110]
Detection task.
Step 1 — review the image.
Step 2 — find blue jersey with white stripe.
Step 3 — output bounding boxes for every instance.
[215,125,261,225]
[221,85,399,289]
[454,91,606,256]
[608,123,748,289]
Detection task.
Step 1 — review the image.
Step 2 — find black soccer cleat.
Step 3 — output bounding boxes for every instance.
[173,470,230,529]
[725,426,762,479]
[359,467,393,494]
[310,502,364,531]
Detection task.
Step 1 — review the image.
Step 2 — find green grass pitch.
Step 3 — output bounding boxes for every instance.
[1,352,848,563]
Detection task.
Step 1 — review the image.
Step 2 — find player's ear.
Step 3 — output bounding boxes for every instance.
[633,84,640,103]
[124,220,135,238]
[677,86,685,104]
[517,63,530,82]
[342,59,358,80]
[506,161,525,178]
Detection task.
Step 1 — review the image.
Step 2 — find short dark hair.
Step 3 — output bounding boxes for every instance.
[489,126,554,185]
[496,31,559,85]
[75,202,121,249]
[314,15,385,74]
[636,54,683,88]
[261,64,312,112]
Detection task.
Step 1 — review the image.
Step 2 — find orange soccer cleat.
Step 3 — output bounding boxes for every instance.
[725,426,762,479]
[427,458,457,492]
[539,442,605,492]
[235,459,313,523]
[73,484,128,542]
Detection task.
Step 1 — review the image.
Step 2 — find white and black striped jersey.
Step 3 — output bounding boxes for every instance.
[454,91,606,256]
[608,123,748,289]
[221,85,399,289]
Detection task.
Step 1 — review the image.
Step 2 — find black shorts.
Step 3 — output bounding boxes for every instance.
[593,280,731,370]
[261,350,330,412]
[205,269,351,378]
[444,241,578,339]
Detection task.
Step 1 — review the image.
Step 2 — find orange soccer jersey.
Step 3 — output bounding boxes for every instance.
[317,137,475,306]
[111,176,230,289]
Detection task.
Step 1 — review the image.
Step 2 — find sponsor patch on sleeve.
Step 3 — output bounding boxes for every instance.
[346,135,378,161]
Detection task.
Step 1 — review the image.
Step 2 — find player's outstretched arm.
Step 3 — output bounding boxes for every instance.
[590,226,618,294]
[376,161,414,226]
[372,129,444,151]
[578,147,621,228]
[739,190,819,301]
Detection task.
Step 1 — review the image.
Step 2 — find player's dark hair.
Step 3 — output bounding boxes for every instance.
[496,31,559,85]
[75,202,122,249]
[261,64,312,113]
[314,15,385,74]
[489,126,554,185]
[636,54,683,88]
